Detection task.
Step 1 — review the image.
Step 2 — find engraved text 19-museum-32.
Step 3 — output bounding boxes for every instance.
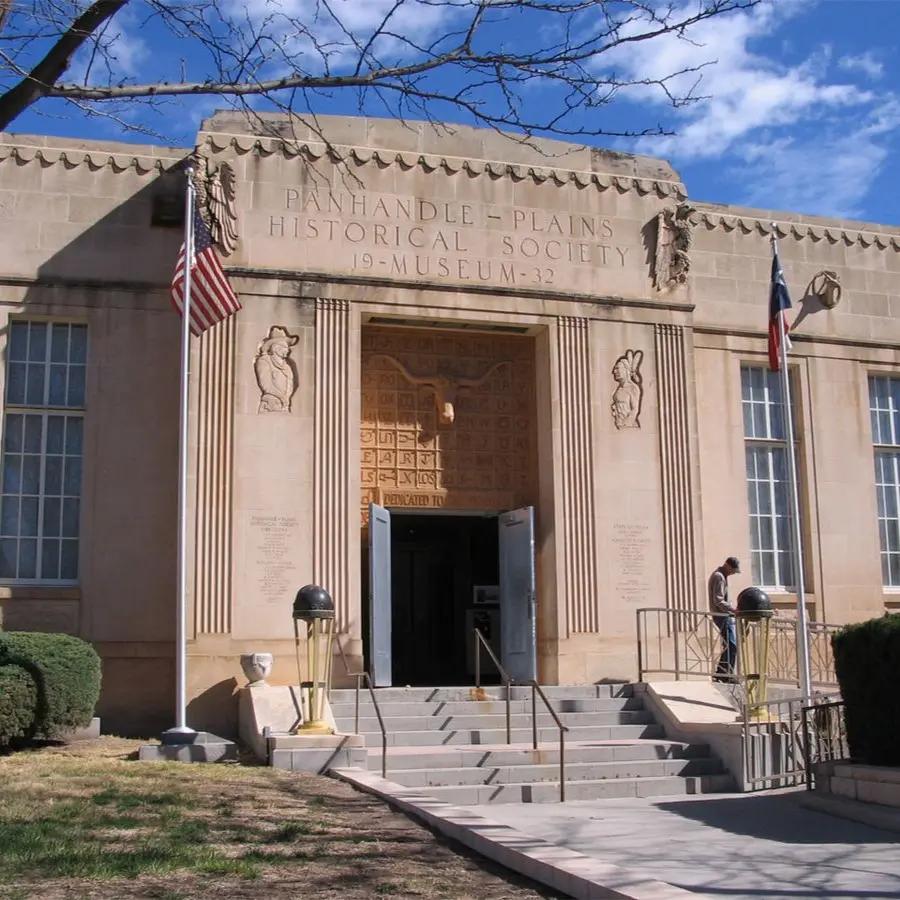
[263,188,637,292]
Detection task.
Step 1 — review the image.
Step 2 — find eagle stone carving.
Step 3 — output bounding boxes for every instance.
[191,155,239,256]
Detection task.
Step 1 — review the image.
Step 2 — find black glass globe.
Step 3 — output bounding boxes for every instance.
[292,584,335,620]
[736,586,773,621]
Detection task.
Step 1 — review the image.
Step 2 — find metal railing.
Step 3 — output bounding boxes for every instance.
[473,627,512,744]
[742,693,809,790]
[741,692,844,791]
[336,636,388,779]
[472,628,568,802]
[636,607,840,689]
[529,681,569,802]
[801,698,849,790]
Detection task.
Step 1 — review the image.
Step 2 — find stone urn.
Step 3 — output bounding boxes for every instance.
[240,652,273,686]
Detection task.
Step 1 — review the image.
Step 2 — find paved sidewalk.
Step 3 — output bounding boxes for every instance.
[471,790,900,899]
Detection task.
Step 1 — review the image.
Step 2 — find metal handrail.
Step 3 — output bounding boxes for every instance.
[471,628,567,802]
[335,635,388,779]
[529,680,569,802]
[636,607,840,688]
[473,627,512,744]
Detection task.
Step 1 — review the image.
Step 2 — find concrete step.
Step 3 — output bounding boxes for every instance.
[385,757,726,787]
[329,684,633,703]
[365,741,713,770]
[330,696,644,717]
[335,710,655,733]
[355,723,665,747]
[413,773,735,804]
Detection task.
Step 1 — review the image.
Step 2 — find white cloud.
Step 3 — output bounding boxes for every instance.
[233,0,457,71]
[66,7,148,85]
[838,51,884,80]
[734,98,900,219]
[599,2,867,161]
[596,1,899,218]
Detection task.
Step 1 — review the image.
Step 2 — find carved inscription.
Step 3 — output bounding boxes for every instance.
[265,189,633,289]
[613,522,651,605]
[251,514,298,602]
[361,327,535,514]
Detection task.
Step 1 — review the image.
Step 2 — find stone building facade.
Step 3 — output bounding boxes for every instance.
[1,113,899,736]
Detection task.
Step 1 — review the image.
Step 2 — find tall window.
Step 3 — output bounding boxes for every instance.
[0,322,86,582]
[742,365,796,590]
[869,375,900,587]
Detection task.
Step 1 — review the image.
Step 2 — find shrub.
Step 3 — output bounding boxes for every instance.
[0,632,101,741]
[832,613,900,767]
[0,664,37,745]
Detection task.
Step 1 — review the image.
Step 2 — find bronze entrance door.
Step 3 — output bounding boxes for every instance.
[366,508,535,686]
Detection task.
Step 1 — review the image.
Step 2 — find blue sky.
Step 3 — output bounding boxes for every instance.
[7,0,900,227]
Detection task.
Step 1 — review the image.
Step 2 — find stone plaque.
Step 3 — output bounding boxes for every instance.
[612,522,651,606]
[250,514,299,603]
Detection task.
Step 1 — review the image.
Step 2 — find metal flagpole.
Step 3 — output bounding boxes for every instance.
[171,168,196,735]
[771,227,813,701]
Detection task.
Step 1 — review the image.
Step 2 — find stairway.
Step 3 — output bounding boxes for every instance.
[329,684,734,804]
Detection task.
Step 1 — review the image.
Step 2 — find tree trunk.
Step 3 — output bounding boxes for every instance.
[0,0,128,130]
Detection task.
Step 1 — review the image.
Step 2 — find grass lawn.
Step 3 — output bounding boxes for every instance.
[0,738,561,899]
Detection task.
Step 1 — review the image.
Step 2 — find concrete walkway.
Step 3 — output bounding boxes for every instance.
[471,790,900,899]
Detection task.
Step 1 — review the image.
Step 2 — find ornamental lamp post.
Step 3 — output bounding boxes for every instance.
[736,586,774,718]
[292,584,336,735]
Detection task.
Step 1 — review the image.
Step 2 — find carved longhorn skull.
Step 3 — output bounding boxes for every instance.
[378,355,512,424]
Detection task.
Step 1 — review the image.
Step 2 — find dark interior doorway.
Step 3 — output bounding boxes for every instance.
[390,513,499,686]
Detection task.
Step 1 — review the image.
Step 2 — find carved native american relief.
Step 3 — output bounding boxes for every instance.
[361,327,536,517]
[611,350,643,429]
[254,326,299,413]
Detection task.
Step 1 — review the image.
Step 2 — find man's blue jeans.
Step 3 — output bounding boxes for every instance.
[715,615,737,680]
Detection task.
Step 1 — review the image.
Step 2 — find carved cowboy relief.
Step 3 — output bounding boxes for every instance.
[254,326,299,413]
[611,350,643,429]
[653,204,694,291]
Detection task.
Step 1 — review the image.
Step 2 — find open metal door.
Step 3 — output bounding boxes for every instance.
[499,506,537,682]
[368,503,392,687]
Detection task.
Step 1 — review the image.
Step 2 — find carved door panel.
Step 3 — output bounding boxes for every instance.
[368,503,392,687]
[499,506,537,682]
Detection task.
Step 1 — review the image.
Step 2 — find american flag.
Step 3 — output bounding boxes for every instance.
[171,207,241,335]
[768,249,793,372]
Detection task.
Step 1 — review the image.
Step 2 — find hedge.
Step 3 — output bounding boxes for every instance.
[0,664,38,744]
[0,632,101,743]
[832,613,900,767]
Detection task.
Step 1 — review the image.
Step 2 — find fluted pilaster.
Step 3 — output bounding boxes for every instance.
[655,324,698,613]
[193,315,236,634]
[557,316,600,634]
[314,299,352,628]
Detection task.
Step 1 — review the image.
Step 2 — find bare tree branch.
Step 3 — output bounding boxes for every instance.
[0,0,129,129]
[0,0,762,140]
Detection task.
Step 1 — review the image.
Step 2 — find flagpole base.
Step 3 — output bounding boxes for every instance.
[140,730,237,763]
[161,726,199,744]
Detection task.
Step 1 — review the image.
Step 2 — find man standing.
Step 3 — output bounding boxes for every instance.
[708,557,740,682]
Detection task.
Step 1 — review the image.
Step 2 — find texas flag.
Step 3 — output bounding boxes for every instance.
[768,249,793,372]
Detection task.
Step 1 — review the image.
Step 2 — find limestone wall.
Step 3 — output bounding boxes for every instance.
[1,116,900,734]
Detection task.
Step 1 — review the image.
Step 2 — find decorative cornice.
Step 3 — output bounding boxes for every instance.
[693,209,900,252]
[0,141,185,175]
[200,131,687,200]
